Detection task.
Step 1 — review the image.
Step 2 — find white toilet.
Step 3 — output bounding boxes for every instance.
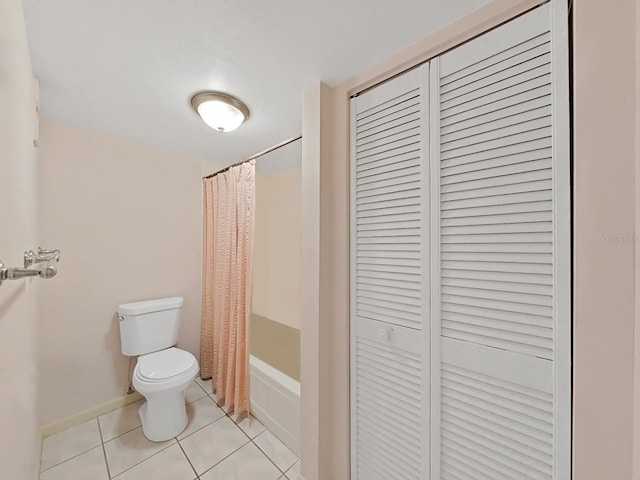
[117,297,198,442]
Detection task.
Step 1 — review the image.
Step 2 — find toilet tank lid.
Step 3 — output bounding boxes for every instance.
[117,297,184,316]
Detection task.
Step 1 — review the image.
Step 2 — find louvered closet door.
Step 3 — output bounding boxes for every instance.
[350,65,430,480]
[430,3,570,480]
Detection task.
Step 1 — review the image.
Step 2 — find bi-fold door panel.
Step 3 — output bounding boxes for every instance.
[350,65,430,480]
[350,3,570,480]
[354,69,425,331]
[431,3,570,479]
[353,318,424,480]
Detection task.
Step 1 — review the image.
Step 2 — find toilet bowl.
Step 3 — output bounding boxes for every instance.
[133,347,199,441]
[117,297,199,442]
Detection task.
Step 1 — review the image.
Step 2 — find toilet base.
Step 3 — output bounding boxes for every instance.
[138,389,188,442]
[131,348,198,442]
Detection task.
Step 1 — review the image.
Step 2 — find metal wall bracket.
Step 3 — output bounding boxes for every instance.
[0,261,6,287]
[1,248,61,287]
[24,247,60,268]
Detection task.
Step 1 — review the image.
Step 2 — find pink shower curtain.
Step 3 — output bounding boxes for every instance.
[201,160,255,415]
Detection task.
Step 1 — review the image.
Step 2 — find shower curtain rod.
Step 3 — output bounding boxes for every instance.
[203,135,302,180]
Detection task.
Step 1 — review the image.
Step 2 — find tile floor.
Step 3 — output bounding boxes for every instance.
[39,377,300,480]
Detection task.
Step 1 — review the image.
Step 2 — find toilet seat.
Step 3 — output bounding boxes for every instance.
[137,347,197,382]
[133,348,198,393]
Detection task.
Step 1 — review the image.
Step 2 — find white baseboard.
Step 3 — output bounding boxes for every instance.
[249,356,300,456]
[40,392,143,438]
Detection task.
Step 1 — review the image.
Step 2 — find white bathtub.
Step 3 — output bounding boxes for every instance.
[249,355,300,456]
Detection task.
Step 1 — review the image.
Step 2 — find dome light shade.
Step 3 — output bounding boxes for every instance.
[191,92,249,133]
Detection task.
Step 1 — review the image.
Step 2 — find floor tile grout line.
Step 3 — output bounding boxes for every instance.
[101,423,142,445]
[96,417,113,480]
[251,439,286,475]
[105,429,139,445]
[176,408,251,477]
[106,439,177,479]
[194,379,210,394]
[192,437,252,478]
[186,392,208,404]
[177,408,227,442]
[189,393,284,478]
[39,419,103,474]
[39,445,101,474]
[250,431,294,476]
[95,399,143,445]
[194,377,214,397]
[236,417,260,443]
[253,429,299,474]
[223,412,290,476]
[176,438,199,479]
[217,404,297,477]
[284,459,300,477]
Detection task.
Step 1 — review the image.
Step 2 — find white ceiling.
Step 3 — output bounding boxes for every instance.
[23,0,488,166]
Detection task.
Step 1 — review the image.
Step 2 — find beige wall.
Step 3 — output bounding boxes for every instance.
[38,121,215,425]
[634,0,640,476]
[0,0,40,477]
[250,313,300,381]
[573,0,637,478]
[300,82,327,480]
[300,0,639,479]
[253,167,302,330]
[202,161,223,179]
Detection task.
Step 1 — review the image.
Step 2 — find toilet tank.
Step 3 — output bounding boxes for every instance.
[117,297,184,356]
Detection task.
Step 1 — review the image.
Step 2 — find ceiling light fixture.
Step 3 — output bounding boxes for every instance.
[191,92,250,133]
